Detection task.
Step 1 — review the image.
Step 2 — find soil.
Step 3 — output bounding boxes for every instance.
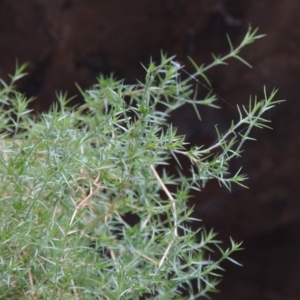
[0,1,299,299]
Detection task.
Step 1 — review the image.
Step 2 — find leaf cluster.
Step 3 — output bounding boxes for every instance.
[0,27,282,299]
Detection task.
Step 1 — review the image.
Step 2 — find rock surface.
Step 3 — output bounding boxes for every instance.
[0,0,299,299]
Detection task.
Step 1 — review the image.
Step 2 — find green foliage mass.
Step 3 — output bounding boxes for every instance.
[0,27,282,299]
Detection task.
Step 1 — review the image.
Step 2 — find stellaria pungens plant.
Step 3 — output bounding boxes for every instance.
[0,27,283,299]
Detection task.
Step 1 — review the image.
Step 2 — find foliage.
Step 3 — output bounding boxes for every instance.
[0,27,282,299]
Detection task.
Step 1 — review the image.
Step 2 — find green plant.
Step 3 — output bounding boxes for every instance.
[0,27,282,299]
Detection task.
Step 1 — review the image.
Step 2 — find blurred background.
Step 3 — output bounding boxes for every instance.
[0,1,299,299]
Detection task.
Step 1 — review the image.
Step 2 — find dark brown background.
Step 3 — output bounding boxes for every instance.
[1,1,299,299]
